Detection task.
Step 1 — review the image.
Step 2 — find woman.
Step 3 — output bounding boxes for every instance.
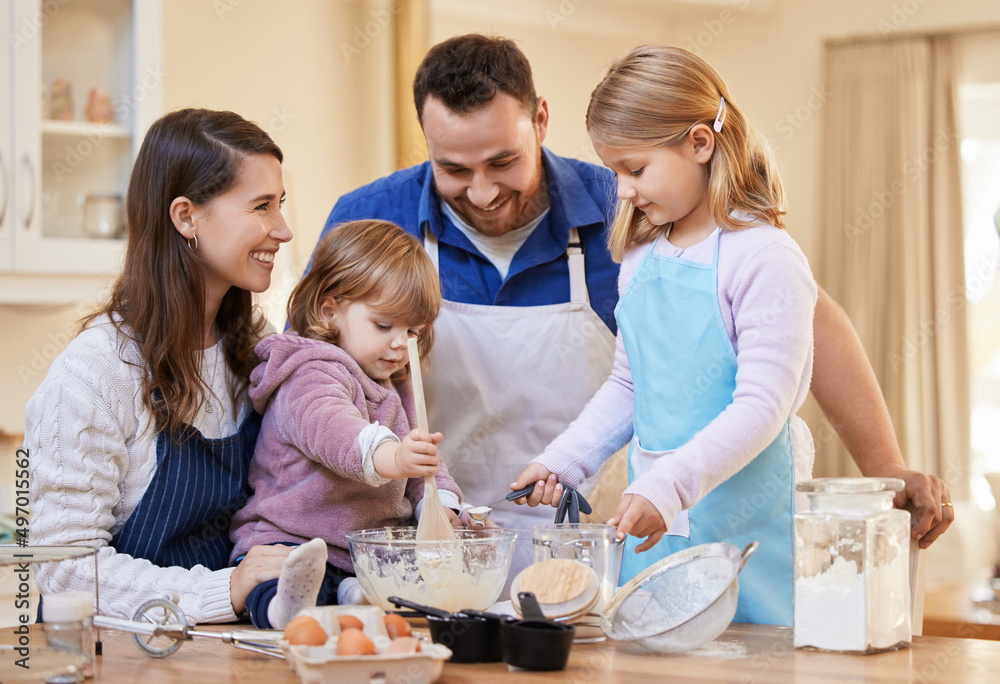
[27,108,294,623]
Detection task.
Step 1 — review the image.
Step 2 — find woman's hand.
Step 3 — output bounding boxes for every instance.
[229,545,293,615]
[373,429,443,479]
[510,463,562,507]
[609,494,667,552]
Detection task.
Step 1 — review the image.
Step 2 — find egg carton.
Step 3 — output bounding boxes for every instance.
[281,605,452,684]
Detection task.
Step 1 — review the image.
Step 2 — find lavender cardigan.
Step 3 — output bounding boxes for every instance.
[230,333,463,572]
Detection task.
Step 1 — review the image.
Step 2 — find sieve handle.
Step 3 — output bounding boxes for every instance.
[738,541,758,572]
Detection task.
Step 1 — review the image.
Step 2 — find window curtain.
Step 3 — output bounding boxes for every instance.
[817,36,970,499]
[393,0,429,169]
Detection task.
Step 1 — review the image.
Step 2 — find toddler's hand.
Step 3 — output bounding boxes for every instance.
[458,507,500,528]
[510,463,563,508]
[609,494,667,552]
[374,429,443,479]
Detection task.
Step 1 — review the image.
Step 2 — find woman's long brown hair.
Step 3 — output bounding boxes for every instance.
[83,109,283,437]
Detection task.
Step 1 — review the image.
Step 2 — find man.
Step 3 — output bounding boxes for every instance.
[311,35,953,577]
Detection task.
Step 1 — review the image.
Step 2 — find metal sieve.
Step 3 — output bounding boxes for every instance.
[601,541,757,653]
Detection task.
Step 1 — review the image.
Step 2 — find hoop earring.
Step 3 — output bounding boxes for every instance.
[187,234,198,251]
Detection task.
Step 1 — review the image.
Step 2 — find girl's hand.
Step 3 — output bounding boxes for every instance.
[609,494,668,552]
[374,429,443,479]
[510,463,563,507]
[230,544,293,614]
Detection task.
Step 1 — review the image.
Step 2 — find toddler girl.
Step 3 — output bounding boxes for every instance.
[514,46,816,626]
[230,219,465,629]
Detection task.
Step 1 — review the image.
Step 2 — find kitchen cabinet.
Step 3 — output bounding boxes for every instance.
[1,0,161,303]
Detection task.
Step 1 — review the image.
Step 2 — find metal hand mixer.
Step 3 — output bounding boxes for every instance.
[1,545,283,660]
[93,596,284,659]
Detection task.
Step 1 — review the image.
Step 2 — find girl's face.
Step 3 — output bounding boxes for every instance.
[188,154,292,304]
[322,299,423,381]
[593,128,714,236]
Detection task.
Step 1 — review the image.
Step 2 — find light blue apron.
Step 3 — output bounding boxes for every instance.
[615,230,794,626]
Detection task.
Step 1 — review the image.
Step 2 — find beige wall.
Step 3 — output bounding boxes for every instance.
[3,0,999,442]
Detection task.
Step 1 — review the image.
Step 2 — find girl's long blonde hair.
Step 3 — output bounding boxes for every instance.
[286,220,440,382]
[586,45,785,262]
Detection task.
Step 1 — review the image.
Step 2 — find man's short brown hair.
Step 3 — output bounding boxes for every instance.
[413,34,538,123]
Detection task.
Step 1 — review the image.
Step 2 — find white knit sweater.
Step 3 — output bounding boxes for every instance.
[26,316,250,623]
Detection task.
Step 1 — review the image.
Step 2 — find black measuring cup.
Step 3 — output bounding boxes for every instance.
[500,592,576,671]
[388,596,503,663]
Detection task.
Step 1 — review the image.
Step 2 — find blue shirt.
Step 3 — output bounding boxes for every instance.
[318,148,621,333]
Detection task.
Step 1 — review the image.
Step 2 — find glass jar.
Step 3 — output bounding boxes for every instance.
[532,523,619,643]
[42,591,94,682]
[532,524,618,615]
[793,478,911,653]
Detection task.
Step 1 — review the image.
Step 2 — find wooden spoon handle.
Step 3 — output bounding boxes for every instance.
[407,337,456,541]
[406,336,437,491]
[407,336,430,433]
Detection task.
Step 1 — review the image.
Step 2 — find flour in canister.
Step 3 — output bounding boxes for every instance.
[793,545,909,652]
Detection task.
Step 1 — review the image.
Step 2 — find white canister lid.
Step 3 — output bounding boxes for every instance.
[42,591,95,622]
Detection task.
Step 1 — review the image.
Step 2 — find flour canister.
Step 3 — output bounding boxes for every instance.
[793,478,911,653]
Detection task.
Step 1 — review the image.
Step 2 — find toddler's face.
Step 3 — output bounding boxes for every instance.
[323,299,423,380]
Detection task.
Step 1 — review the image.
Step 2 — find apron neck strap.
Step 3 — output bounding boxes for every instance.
[423,223,440,270]
[567,227,588,305]
[422,224,590,305]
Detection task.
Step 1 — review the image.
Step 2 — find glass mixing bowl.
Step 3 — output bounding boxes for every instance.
[347,528,517,613]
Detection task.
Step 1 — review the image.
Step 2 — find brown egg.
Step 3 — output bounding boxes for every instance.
[386,636,422,655]
[338,614,364,631]
[336,627,377,656]
[283,615,328,646]
[383,613,413,639]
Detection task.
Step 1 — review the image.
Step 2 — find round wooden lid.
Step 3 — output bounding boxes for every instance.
[511,559,601,620]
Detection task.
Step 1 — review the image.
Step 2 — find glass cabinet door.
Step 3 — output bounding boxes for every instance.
[7,0,160,280]
[40,0,133,241]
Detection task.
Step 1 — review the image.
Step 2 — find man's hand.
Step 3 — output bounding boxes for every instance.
[870,466,955,548]
[609,494,668,552]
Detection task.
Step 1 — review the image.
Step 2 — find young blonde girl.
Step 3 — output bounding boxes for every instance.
[514,46,816,626]
[229,219,465,629]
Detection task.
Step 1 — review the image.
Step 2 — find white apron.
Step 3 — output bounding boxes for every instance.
[422,228,616,593]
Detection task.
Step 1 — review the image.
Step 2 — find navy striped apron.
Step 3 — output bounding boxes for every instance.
[111,408,261,570]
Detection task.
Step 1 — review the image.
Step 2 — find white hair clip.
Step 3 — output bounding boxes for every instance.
[713,95,727,133]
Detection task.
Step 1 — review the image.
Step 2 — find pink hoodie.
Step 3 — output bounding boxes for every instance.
[230,332,463,572]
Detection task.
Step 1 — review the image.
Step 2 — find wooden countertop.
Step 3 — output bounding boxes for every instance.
[923,580,1000,641]
[4,620,1000,683]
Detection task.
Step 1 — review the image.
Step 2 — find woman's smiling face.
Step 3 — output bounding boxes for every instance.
[190,153,292,302]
